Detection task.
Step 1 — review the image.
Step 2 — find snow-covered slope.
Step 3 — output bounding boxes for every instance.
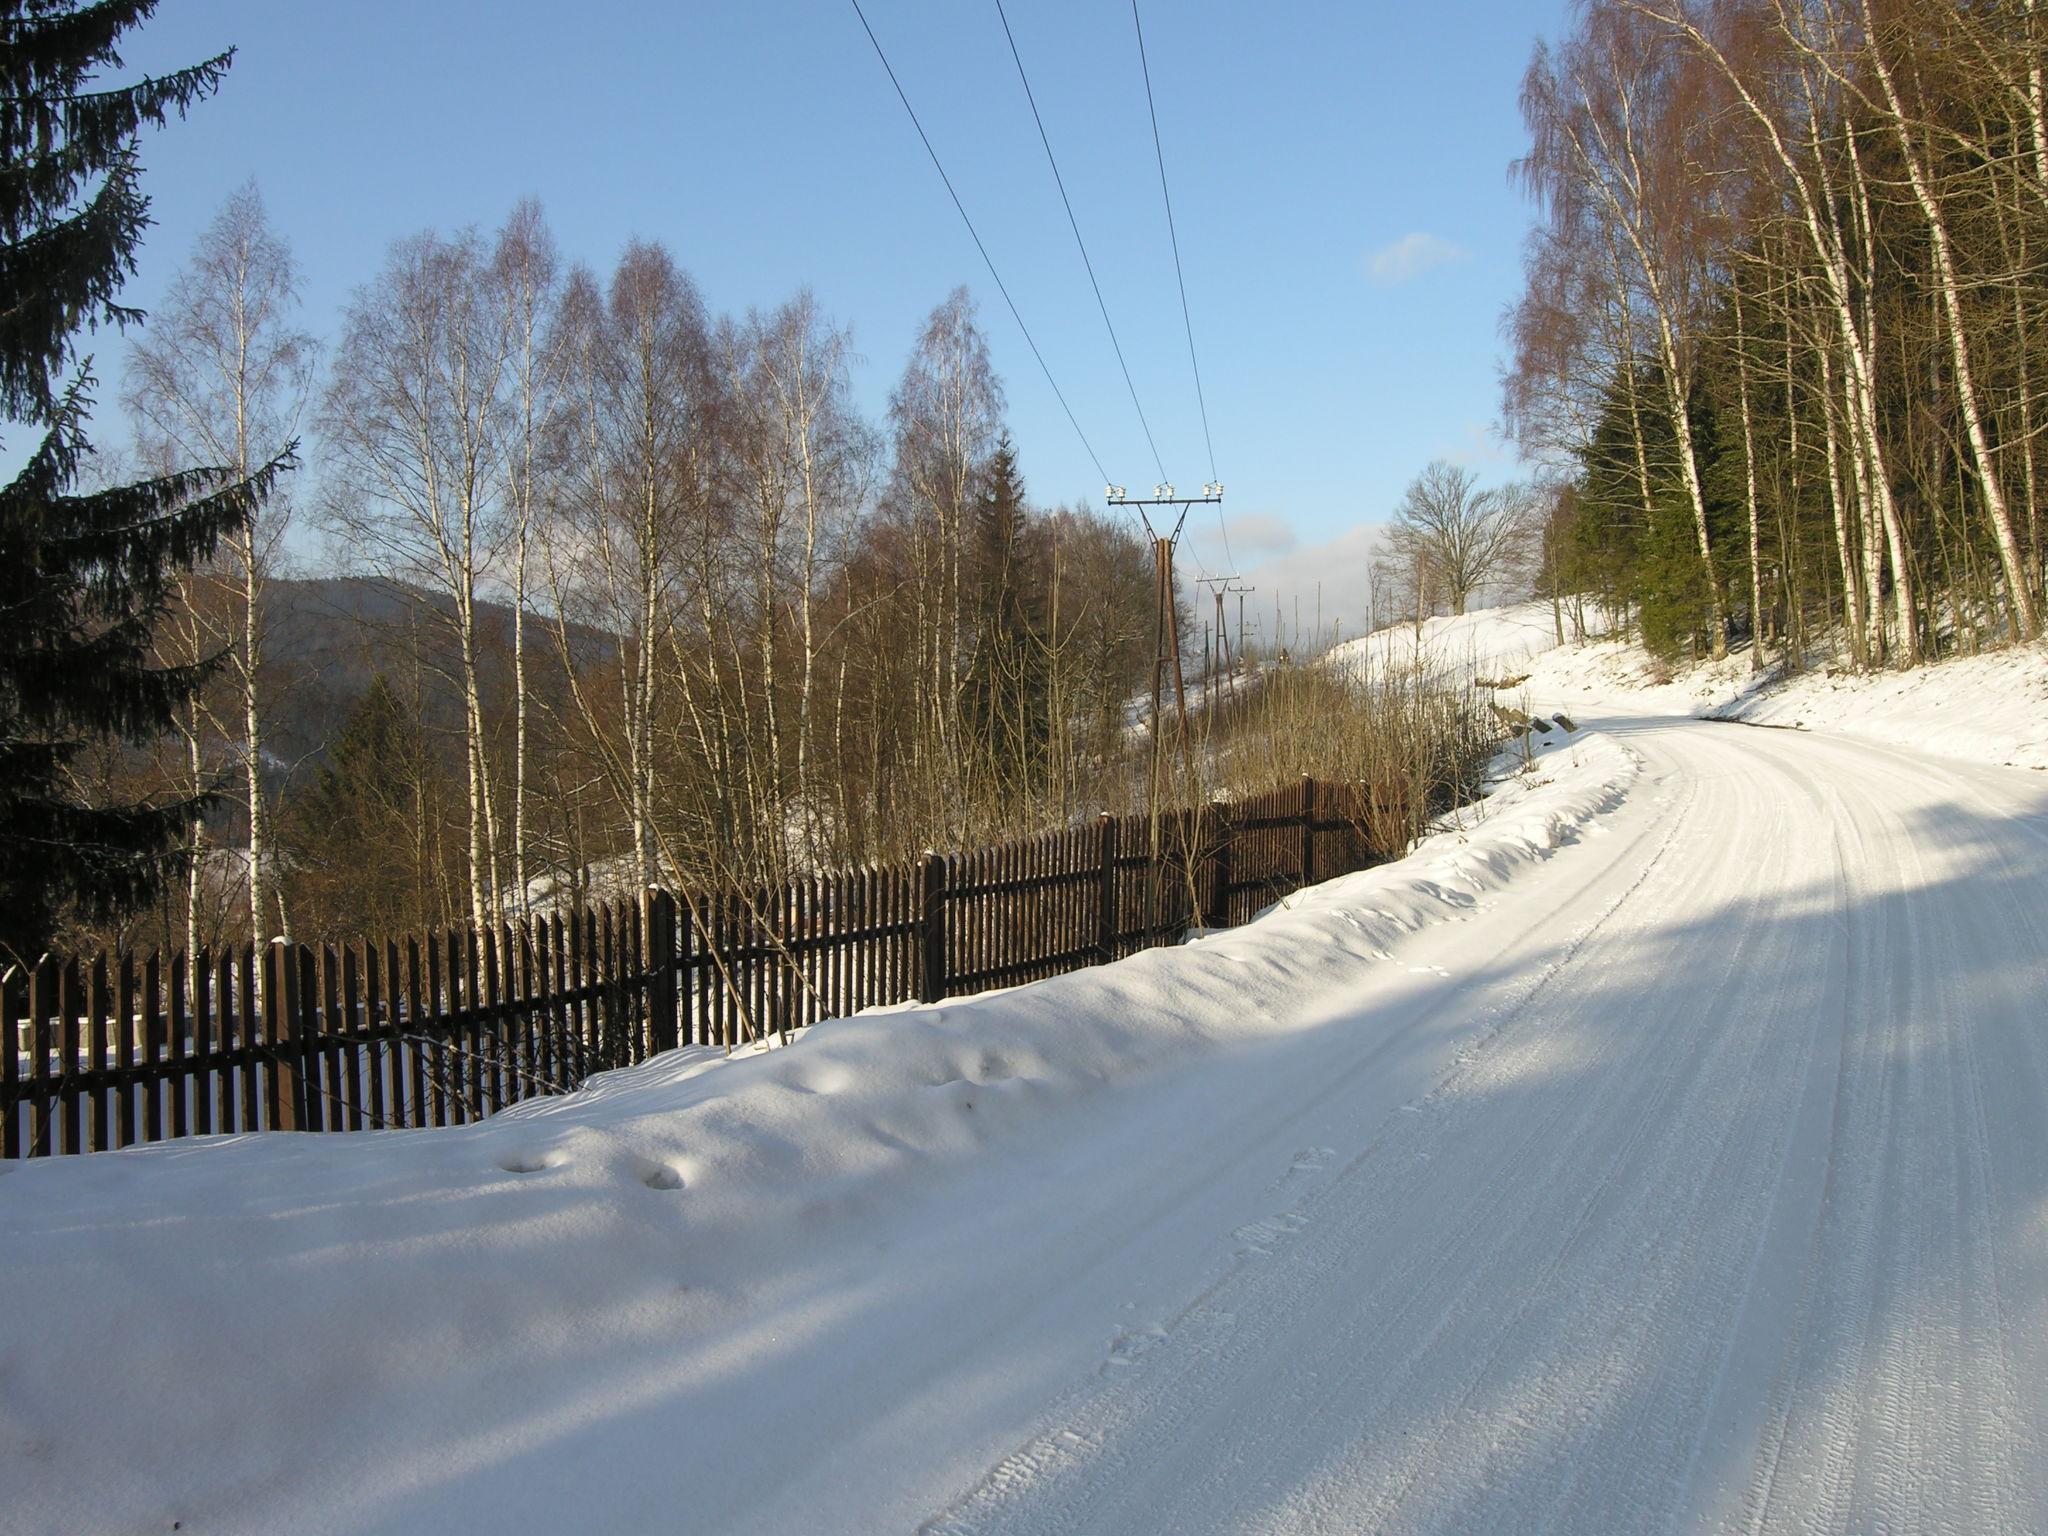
[1336,598,2048,772]
[1712,642,2048,771]
[1328,601,1577,684]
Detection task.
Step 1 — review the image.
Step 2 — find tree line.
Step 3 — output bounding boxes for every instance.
[104,188,1197,957]
[1506,0,2046,665]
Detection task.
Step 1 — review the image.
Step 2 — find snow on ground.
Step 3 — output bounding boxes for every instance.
[1328,601,1576,686]
[6,602,2048,1534]
[0,730,1638,1536]
[1337,597,2048,772]
[1711,642,2048,771]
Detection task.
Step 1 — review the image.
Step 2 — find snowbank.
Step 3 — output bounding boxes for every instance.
[1335,598,2048,773]
[1327,602,1575,684]
[0,729,1637,1536]
[1708,643,2048,772]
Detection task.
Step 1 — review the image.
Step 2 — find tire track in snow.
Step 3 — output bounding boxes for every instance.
[1721,735,2039,1535]
[924,734,1746,1533]
[921,719,2048,1536]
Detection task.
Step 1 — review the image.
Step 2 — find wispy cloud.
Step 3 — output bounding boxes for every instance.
[1217,512,1298,559]
[1442,420,1514,470]
[1366,232,1469,285]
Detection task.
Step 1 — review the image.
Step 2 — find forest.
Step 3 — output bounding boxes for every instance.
[1505,0,2046,667]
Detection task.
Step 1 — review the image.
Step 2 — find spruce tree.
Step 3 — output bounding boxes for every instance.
[0,3,283,963]
[964,436,1050,786]
[285,676,445,939]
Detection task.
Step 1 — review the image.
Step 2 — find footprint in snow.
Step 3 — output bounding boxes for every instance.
[499,1151,562,1175]
[1232,1211,1311,1257]
[1104,1325,1169,1369]
[639,1161,686,1191]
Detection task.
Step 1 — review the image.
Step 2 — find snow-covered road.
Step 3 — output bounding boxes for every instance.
[916,713,2048,1534]
[4,695,2047,1535]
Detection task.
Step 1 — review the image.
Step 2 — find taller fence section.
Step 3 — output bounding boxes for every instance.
[3,776,1383,1158]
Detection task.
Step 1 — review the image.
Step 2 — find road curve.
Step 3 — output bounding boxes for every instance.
[900,713,2048,1535]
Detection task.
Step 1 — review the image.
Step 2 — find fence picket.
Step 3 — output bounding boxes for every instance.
[169,952,190,1140]
[1,963,20,1159]
[30,958,56,1155]
[142,952,163,1145]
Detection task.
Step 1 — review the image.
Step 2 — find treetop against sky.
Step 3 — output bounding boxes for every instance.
[102,0,1567,637]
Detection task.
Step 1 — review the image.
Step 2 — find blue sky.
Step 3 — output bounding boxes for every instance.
[113,0,1571,639]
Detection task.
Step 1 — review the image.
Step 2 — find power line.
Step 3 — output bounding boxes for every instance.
[847,0,1110,489]
[1131,0,1226,562]
[991,0,1167,488]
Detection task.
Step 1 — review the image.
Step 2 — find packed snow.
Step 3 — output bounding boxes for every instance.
[4,608,2047,1534]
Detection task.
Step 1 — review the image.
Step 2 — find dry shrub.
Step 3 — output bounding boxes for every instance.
[1206,652,1494,861]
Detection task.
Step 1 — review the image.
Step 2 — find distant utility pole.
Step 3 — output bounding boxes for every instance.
[1198,574,1235,684]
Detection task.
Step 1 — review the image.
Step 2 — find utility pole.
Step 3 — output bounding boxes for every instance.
[1236,583,1252,679]
[1108,480,1221,834]
[1197,575,1236,684]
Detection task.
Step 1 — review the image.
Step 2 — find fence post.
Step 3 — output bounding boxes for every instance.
[674,892,694,1049]
[645,887,679,1056]
[1,964,20,1160]
[1096,813,1120,964]
[266,938,304,1132]
[1299,773,1317,890]
[1205,797,1234,930]
[918,851,949,1004]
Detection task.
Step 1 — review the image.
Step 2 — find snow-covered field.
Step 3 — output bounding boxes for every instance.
[4,608,2046,1534]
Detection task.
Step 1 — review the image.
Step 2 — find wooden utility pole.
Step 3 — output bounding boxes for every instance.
[1108,483,1221,834]
[1148,530,1195,831]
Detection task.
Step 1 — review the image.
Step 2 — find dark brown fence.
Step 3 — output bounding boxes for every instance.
[1,774,1395,1158]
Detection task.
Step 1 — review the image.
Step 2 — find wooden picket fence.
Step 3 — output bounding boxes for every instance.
[1,774,1404,1158]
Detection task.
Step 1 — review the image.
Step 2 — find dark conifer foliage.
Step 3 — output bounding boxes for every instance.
[0,1,283,962]
[964,435,1043,777]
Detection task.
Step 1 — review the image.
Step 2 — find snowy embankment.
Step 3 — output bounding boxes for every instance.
[0,729,1634,1535]
[1710,642,2048,771]
[1332,599,2048,772]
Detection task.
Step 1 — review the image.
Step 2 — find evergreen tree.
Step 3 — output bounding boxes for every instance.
[0,3,283,963]
[284,676,447,940]
[963,435,1049,787]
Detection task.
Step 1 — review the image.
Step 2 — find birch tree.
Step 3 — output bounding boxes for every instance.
[123,182,313,945]
[323,228,513,928]
[487,199,560,912]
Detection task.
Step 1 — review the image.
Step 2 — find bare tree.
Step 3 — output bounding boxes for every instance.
[543,242,710,890]
[1386,461,1536,617]
[323,228,514,928]
[718,291,875,869]
[488,200,561,913]
[885,289,1003,834]
[124,181,313,947]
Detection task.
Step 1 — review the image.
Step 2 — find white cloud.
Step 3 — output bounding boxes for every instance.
[1366,231,1469,285]
[1185,510,1298,572]
[1232,522,1391,649]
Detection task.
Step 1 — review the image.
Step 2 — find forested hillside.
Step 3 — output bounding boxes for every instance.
[1505,0,2046,667]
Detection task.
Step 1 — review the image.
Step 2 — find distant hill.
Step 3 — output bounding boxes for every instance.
[257,576,614,774]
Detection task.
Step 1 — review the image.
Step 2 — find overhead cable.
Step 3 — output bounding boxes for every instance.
[848,0,1111,488]
[993,0,1168,486]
